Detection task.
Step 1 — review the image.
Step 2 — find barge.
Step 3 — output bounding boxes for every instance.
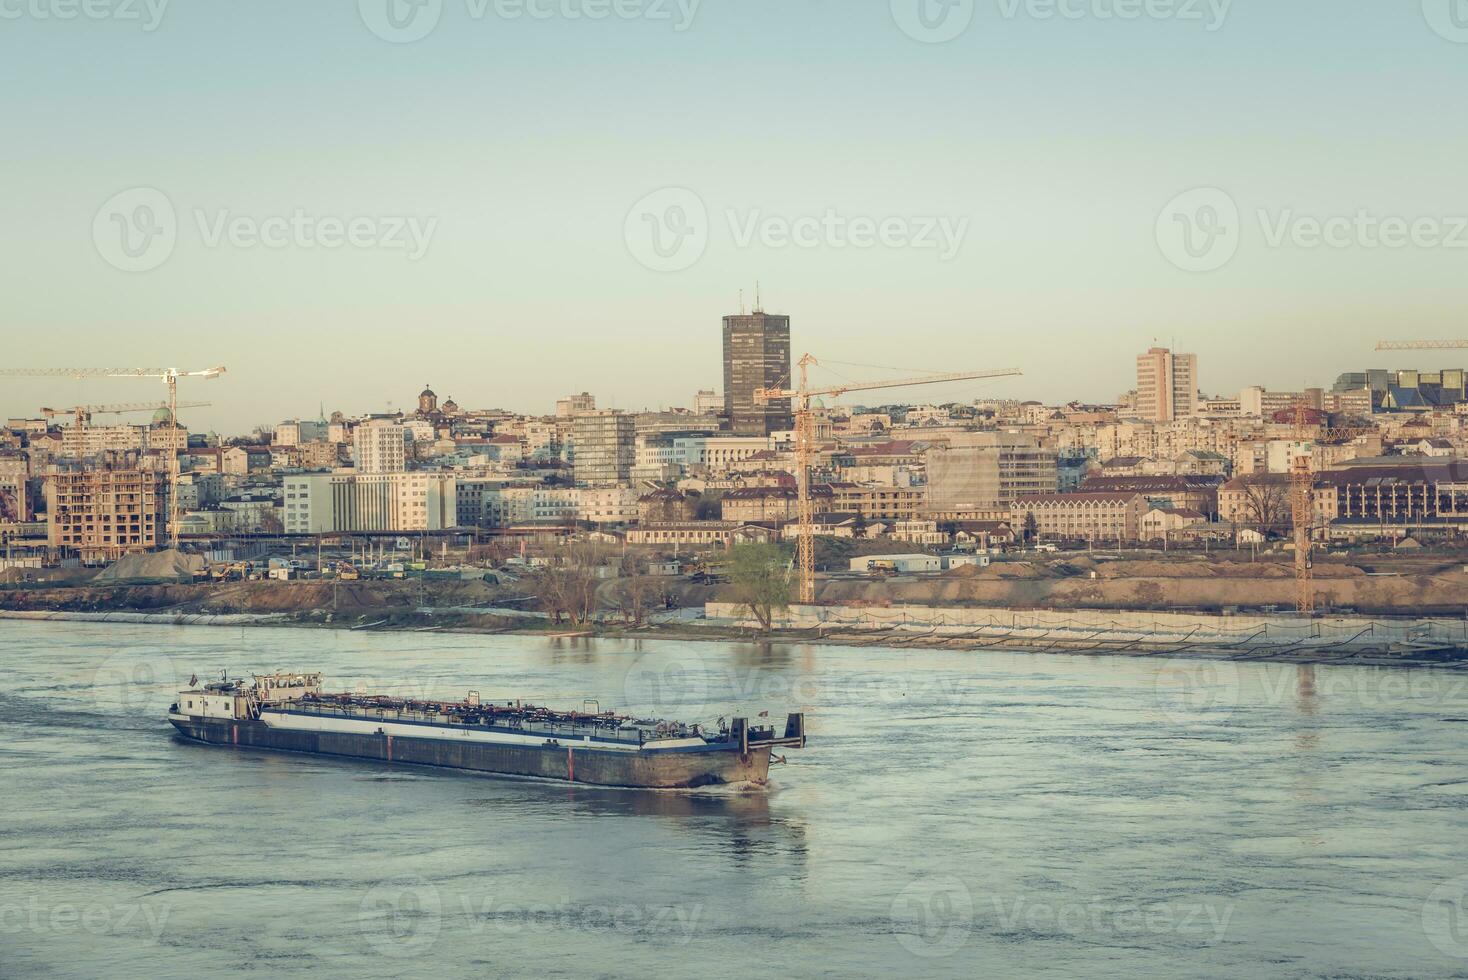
[168,672,806,789]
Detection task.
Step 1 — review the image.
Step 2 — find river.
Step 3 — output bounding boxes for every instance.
[2,620,1467,979]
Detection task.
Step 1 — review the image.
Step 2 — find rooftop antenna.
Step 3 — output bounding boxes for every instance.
[739,289,745,315]
[755,280,762,313]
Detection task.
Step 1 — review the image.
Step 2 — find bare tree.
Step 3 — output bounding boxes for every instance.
[1237,477,1290,537]
[613,554,655,626]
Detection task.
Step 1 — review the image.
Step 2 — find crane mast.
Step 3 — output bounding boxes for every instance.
[757,357,1022,604]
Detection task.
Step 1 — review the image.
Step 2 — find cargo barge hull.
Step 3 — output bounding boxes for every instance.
[170,716,772,789]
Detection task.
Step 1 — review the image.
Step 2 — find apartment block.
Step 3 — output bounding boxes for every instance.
[283,472,457,533]
[353,421,407,474]
[0,454,29,522]
[924,432,1058,515]
[828,484,926,521]
[47,466,166,563]
[1012,492,1149,543]
[572,410,635,485]
[1135,347,1198,422]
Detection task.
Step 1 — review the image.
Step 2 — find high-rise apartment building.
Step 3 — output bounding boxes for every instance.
[353,421,406,474]
[723,311,793,436]
[571,410,635,485]
[1135,347,1198,422]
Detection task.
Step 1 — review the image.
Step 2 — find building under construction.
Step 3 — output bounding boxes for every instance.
[46,462,167,564]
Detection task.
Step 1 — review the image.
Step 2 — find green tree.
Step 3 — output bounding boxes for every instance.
[1023,511,1038,544]
[727,542,792,633]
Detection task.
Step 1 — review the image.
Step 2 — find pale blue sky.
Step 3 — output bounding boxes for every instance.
[2,1,1466,432]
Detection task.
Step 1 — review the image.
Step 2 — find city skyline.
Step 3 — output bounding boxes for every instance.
[4,321,1462,436]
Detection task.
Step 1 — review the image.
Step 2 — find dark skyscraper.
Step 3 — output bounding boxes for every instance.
[722,309,793,436]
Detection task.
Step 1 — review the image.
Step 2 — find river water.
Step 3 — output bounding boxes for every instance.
[2,620,1468,979]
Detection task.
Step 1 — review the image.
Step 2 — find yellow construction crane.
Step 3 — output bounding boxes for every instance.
[1376,340,1468,351]
[756,356,1022,604]
[1,367,226,548]
[41,400,212,432]
[1288,401,1379,615]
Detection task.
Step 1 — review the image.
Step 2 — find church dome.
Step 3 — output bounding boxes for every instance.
[152,407,174,424]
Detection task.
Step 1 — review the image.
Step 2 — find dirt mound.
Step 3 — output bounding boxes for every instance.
[94,550,203,584]
[0,566,96,586]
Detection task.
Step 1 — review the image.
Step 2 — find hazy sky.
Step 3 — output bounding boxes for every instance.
[3,0,1466,433]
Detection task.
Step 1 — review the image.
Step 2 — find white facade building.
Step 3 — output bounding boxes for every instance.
[284,472,457,533]
[353,421,407,474]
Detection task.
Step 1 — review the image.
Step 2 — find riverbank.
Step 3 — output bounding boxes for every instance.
[6,604,1467,671]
